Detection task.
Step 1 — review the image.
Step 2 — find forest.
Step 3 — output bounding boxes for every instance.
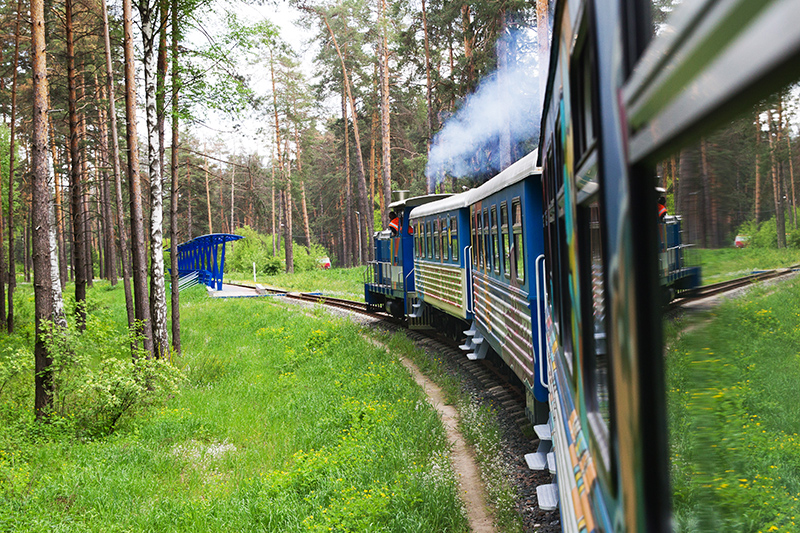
[1,0,799,415]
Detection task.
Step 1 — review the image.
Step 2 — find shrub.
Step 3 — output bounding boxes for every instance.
[264,255,283,275]
[225,226,331,274]
[43,317,184,439]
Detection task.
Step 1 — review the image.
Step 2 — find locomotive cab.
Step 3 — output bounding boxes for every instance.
[365,193,451,318]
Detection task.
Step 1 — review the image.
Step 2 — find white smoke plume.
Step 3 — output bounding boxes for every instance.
[426,27,542,187]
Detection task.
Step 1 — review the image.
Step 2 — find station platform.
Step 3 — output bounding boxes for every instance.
[207,283,281,299]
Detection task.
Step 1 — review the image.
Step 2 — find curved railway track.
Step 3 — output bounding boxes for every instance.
[670,265,800,310]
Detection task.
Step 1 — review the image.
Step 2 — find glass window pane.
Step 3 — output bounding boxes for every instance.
[452,216,459,262]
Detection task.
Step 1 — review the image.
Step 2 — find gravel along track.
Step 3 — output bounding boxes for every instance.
[287,297,560,533]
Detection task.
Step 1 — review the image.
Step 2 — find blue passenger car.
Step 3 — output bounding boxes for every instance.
[463,151,549,415]
[408,196,473,324]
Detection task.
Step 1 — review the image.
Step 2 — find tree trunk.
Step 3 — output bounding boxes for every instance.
[170,0,181,355]
[700,139,720,247]
[204,153,213,233]
[284,152,294,273]
[66,0,87,330]
[342,91,353,267]
[370,65,378,212]
[421,0,434,166]
[46,109,67,288]
[537,0,550,103]
[95,77,117,285]
[5,0,23,333]
[294,125,311,246]
[462,5,474,90]
[379,0,393,217]
[314,10,374,264]
[123,0,155,356]
[230,164,235,232]
[271,160,276,254]
[187,164,193,239]
[101,0,134,329]
[140,0,169,358]
[755,110,762,223]
[31,0,58,418]
[789,132,796,230]
[768,114,786,248]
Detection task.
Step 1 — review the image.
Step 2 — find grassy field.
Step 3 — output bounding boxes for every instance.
[227,266,367,301]
[696,248,800,285]
[667,279,800,531]
[0,282,471,531]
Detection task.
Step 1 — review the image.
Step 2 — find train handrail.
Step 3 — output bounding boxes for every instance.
[535,254,548,391]
[464,245,474,314]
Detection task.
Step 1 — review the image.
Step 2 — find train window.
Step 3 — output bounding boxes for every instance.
[418,223,423,258]
[501,202,510,278]
[512,199,524,283]
[491,206,499,274]
[426,221,432,259]
[441,217,449,262]
[472,208,480,269]
[433,218,440,260]
[579,199,611,470]
[571,25,597,163]
[483,208,490,271]
[451,216,459,262]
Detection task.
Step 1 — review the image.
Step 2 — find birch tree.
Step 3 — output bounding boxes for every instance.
[123,0,155,356]
[30,0,61,418]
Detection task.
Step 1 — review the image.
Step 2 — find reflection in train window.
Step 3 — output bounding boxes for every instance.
[426,221,432,259]
[470,208,478,268]
[451,216,459,262]
[585,201,610,425]
[501,202,510,278]
[433,218,440,260]
[491,206,499,274]
[512,199,524,282]
[441,217,448,261]
[483,208,490,271]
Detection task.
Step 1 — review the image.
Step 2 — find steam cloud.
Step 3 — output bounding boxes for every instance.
[426,28,542,186]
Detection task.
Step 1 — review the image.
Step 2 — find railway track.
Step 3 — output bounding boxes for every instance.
[670,265,800,309]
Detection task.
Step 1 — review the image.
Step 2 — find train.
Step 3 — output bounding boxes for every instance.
[366,0,800,530]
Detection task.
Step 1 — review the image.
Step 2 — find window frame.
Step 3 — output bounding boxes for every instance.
[512,198,524,283]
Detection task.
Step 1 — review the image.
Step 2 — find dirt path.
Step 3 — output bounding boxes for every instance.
[398,356,496,533]
[360,335,496,533]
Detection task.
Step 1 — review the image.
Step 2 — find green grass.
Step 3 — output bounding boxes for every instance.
[697,247,800,285]
[0,282,469,532]
[667,280,800,531]
[375,331,523,533]
[227,266,367,301]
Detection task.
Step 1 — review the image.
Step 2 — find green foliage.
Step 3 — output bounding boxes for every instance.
[226,226,332,274]
[227,266,366,301]
[0,282,469,531]
[697,246,800,284]
[264,255,283,275]
[43,316,185,439]
[667,281,800,531]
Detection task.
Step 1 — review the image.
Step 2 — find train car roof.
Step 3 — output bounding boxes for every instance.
[410,150,540,219]
[388,193,451,211]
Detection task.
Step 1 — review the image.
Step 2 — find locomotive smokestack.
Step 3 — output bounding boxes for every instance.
[392,190,410,203]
